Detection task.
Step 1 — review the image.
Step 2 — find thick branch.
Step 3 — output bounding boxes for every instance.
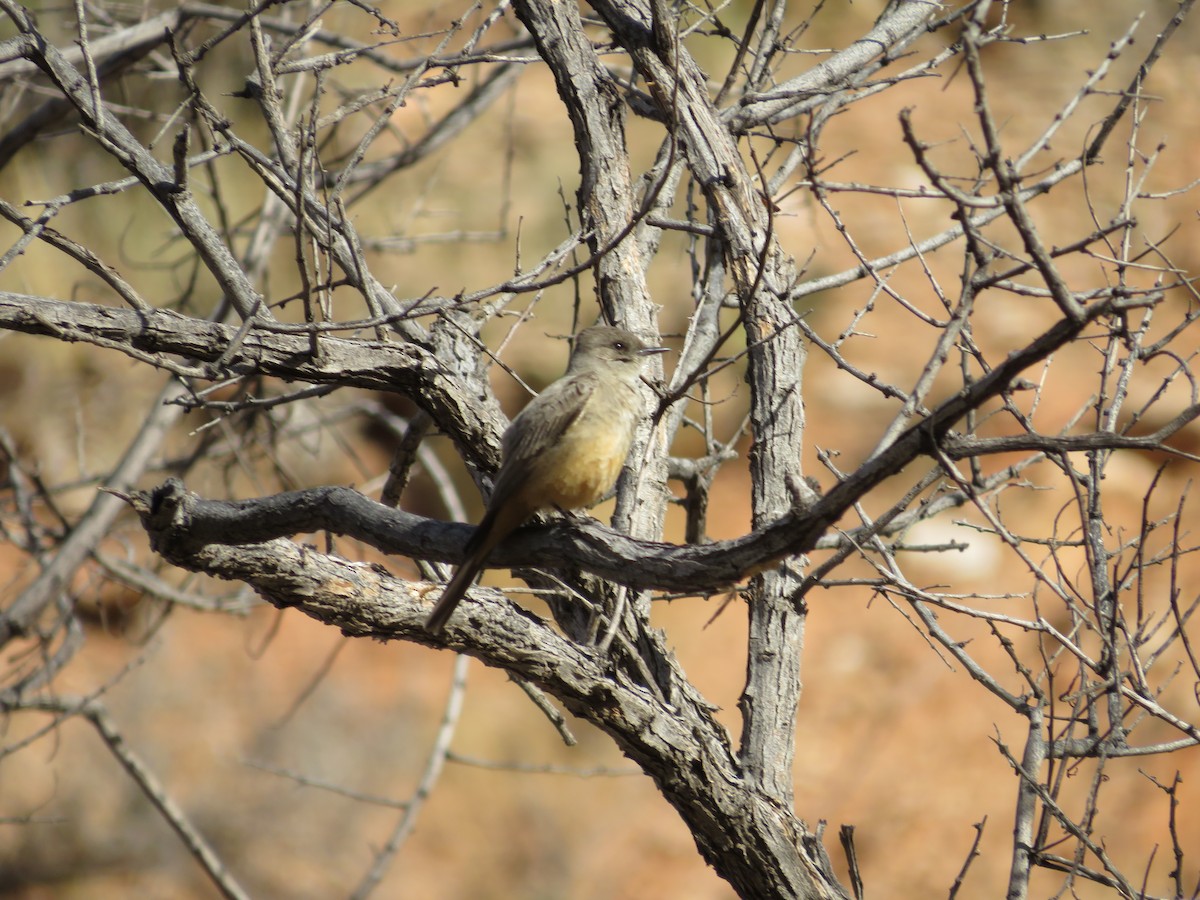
[0,292,505,467]
[726,0,944,130]
[590,0,811,813]
[123,480,846,900]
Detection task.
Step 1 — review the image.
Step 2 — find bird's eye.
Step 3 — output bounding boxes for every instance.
[613,341,626,350]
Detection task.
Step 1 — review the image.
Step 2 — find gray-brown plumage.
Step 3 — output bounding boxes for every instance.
[426,325,666,634]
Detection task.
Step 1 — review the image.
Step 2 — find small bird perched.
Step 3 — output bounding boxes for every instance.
[426,325,667,633]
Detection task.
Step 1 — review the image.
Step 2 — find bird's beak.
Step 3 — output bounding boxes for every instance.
[639,345,670,357]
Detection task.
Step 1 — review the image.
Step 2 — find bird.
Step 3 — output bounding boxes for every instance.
[425,324,667,633]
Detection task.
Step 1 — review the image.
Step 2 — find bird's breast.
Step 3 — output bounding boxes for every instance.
[528,398,639,510]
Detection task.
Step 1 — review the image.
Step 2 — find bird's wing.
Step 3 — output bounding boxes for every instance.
[489,372,598,502]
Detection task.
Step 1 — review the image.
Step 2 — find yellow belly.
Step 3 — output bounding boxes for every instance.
[529,417,633,510]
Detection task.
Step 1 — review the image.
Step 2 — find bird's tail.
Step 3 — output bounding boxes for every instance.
[425,508,503,634]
